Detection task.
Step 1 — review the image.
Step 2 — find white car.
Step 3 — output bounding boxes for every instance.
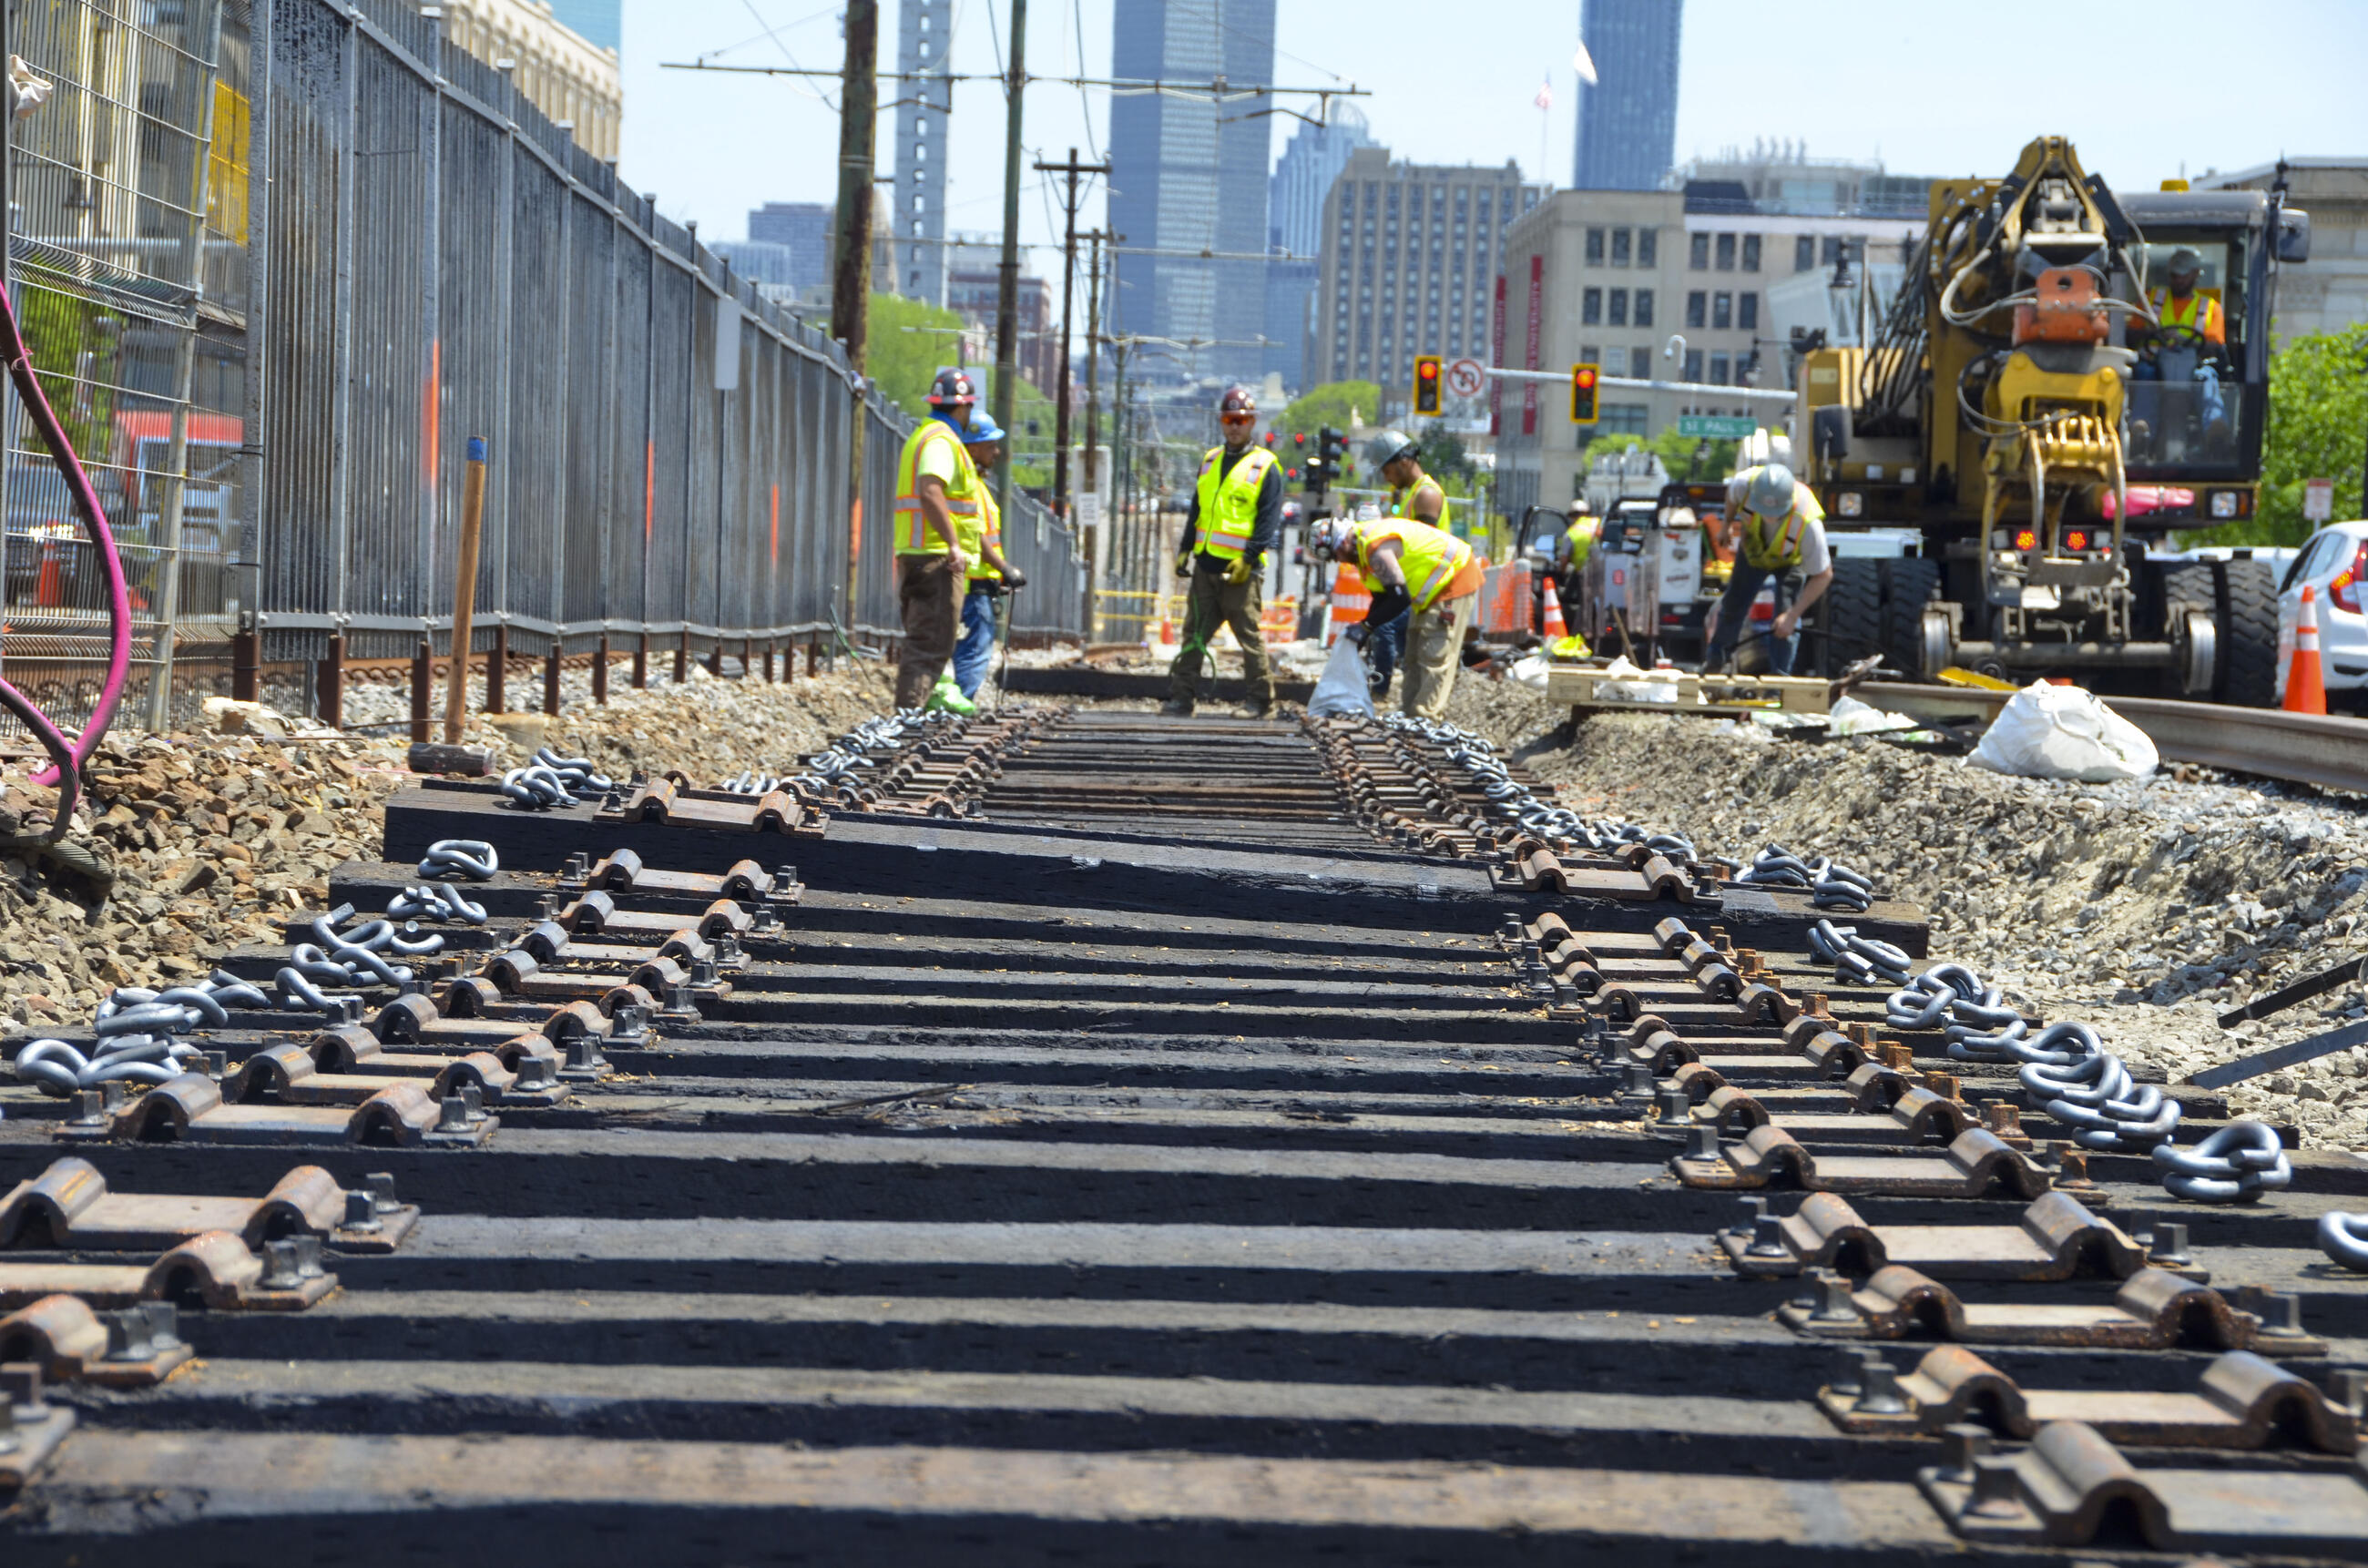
[2277,521,2368,704]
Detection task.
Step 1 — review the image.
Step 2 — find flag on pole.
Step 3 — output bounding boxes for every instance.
[1533,75,1553,111]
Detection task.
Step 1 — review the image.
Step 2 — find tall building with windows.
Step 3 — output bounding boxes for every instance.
[1308,148,1544,412]
[893,0,954,305]
[741,202,832,291]
[1262,104,1371,390]
[1492,183,1918,519]
[1107,0,1276,385]
[1572,0,1680,192]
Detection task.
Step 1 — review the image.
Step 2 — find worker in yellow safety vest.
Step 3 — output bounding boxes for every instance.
[891,367,985,710]
[948,412,1025,707]
[1310,504,1485,718]
[1701,463,1833,676]
[1359,429,1448,699]
[1557,499,1601,625]
[1162,384,1281,718]
[2133,246,2230,445]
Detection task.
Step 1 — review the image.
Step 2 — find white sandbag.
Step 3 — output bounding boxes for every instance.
[1507,653,1552,690]
[1967,680,2157,782]
[1306,633,1376,718]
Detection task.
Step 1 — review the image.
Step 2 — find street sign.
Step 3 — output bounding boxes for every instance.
[1076,494,1103,530]
[1677,415,1758,438]
[2305,477,2335,523]
[1444,357,1486,399]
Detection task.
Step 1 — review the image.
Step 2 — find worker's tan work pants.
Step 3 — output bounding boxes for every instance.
[1167,565,1274,706]
[1401,592,1476,718]
[894,553,963,709]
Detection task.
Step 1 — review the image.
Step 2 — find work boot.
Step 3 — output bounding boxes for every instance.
[1158,697,1195,718]
[1238,697,1273,719]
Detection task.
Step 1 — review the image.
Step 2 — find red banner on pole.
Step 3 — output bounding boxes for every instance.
[1522,255,1543,436]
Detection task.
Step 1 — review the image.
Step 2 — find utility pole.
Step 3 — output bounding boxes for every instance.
[1031,150,1107,521]
[832,0,880,616]
[989,0,1028,519]
[1081,229,1112,635]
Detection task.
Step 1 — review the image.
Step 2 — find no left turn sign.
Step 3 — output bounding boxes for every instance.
[1444,357,1486,400]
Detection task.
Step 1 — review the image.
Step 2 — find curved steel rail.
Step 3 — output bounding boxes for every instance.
[1860,685,2368,795]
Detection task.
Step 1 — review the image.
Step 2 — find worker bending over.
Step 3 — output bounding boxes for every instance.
[947,412,1025,709]
[1702,463,1832,677]
[1162,383,1281,718]
[1312,509,1484,718]
[1361,429,1442,697]
[890,368,985,710]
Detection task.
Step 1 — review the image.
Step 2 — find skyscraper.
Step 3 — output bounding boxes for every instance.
[1269,102,1371,259]
[1107,0,1276,385]
[893,0,954,305]
[745,202,832,292]
[1572,0,1682,192]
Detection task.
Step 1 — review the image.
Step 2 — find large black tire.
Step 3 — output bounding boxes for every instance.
[1820,557,1883,676]
[1880,557,1944,679]
[2216,557,2281,708]
[2157,562,2216,697]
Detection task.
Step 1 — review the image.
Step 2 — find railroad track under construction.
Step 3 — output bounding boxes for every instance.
[3,706,2365,1563]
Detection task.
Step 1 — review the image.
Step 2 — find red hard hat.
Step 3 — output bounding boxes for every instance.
[929,367,979,407]
[1218,383,1257,420]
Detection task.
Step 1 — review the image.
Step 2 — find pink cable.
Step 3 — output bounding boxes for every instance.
[0,277,132,797]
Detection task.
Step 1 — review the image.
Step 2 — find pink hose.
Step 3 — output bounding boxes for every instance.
[0,276,132,809]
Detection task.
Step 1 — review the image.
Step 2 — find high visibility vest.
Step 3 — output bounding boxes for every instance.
[893,418,982,555]
[1733,466,1822,570]
[2150,287,2224,344]
[1565,515,1600,568]
[1192,444,1276,561]
[1353,517,1474,613]
[1389,476,1450,536]
[963,489,1004,583]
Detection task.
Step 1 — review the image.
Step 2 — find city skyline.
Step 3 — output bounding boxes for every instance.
[623,0,2362,269]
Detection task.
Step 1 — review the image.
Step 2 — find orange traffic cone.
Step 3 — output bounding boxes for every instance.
[2285,583,2326,715]
[34,546,61,607]
[1539,579,1568,640]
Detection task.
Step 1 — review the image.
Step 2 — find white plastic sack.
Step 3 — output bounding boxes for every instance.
[1825,694,1922,737]
[1507,653,1552,690]
[1594,655,1680,705]
[1968,680,2157,782]
[1306,633,1376,718]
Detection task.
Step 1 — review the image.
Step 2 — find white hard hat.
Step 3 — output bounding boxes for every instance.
[1745,464,1796,518]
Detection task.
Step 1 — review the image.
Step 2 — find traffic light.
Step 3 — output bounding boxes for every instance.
[1307,425,1349,496]
[1413,354,1444,417]
[1569,361,1600,426]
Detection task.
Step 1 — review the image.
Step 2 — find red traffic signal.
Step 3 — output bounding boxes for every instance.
[1569,361,1600,426]
[1413,353,1444,417]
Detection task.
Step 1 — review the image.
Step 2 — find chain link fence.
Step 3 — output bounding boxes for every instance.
[0,0,1087,740]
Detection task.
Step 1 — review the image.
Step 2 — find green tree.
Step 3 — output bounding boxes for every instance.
[1414,423,1477,487]
[2196,321,2368,547]
[18,284,120,459]
[1581,428,1740,484]
[1278,380,1382,440]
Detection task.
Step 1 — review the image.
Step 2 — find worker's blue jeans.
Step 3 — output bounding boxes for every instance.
[1706,562,1801,675]
[1364,607,1411,691]
[954,585,999,697]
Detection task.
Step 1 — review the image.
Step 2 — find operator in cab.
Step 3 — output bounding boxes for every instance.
[2131,246,2230,448]
[1161,383,1281,718]
[1701,463,1832,677]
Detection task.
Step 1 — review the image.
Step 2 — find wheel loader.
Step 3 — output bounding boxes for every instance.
[1794,137,2310,703]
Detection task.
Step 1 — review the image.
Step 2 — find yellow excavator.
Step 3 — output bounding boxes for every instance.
[1796,137,2310,702]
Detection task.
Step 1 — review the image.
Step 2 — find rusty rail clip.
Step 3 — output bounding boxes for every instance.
[60,1073,495,1150]
[0,1296,192,1388]
[1,1155,420,1254]
[1920,1420,2368,1553]
[562,848,800,903]
[0,1364,76,1487]
[1719,1191,2182,1282]
[1778,1263,2323,1354]
[0,1228,336,1312]
[1673,1123,2051,1198]
[1823,1345,2356,1449]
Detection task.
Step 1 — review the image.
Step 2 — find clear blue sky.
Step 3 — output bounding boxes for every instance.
[621,0,2364,258]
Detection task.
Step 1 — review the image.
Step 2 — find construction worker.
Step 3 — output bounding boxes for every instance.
[1557,498,1601,627]
[1311,508,1484,718]
[1360,429,1442,697]
[2132,247,2229,444]
[1702,463,1832,677]
[950,412,1026,706]
[891,368,984,710]
[1161,384,1281,718]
